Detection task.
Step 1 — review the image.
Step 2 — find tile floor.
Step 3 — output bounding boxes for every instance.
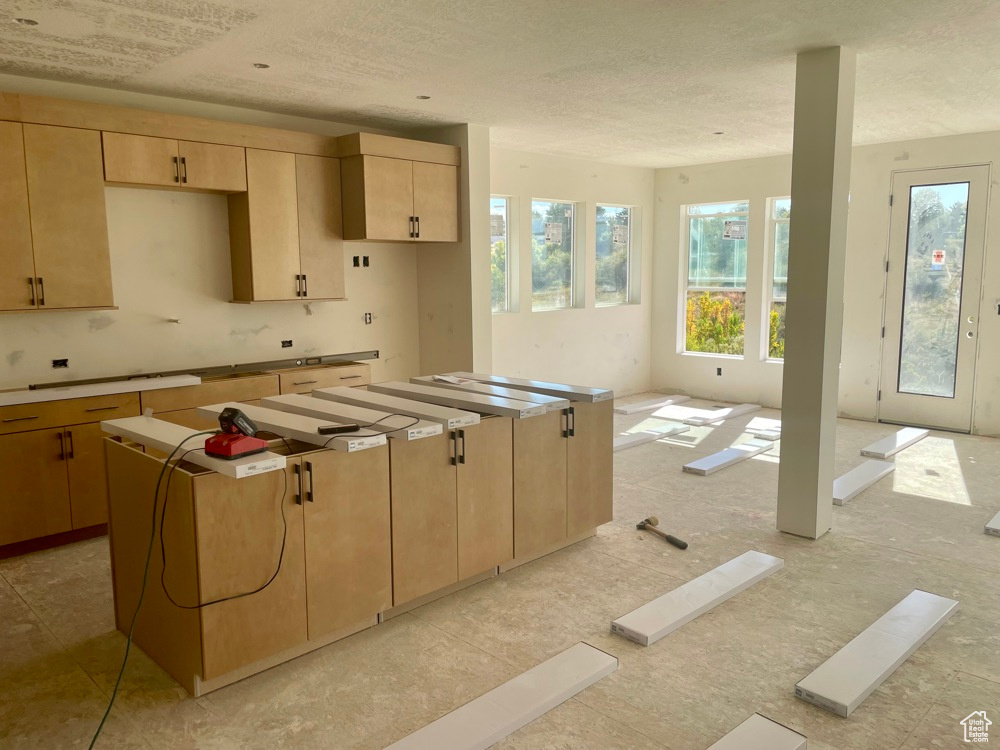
[2,396,998,749]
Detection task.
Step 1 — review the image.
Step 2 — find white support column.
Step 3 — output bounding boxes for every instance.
[776,47,856,539]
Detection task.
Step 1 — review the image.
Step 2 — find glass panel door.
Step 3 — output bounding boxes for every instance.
[879,166,989,432]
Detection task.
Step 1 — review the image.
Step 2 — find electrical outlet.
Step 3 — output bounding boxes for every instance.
[363,256,370,268]
[281,340,293,348]
[52,358,68,369]
[353,256,360,267]
[716,367,722,376]
[364,312,373,325]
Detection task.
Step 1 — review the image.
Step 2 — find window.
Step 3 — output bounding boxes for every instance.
[767,198,790,359]
[490,196,510,313]
[531,199,575,310]
[684,201,749,355]
[595,205,632,305]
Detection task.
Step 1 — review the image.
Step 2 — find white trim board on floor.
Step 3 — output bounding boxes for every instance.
[795,589,958,717]
[613,395,690,415]
[683,403,761,426]
[833,460,895,506]
[613,423,690,452]
[860,427,929,459]
[986,510,1000,537]
[611,551,784,647]
[683,440,772,476]
[707,714,807,750]
[383,642,617,750]
[749,428,781,441]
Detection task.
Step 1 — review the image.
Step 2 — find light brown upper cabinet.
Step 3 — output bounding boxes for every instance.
[341,154,459,243]
[102,132,247,192]
[228,149,344,302]
[0,124,114,311]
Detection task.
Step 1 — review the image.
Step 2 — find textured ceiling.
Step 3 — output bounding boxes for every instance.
[1,0,999,167]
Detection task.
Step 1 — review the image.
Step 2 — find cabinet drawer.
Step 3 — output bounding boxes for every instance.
[140,374,279,413]
[0,393,139,435]
[277,365,370,394]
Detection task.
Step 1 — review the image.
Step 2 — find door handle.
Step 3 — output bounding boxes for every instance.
[305,461,315,502]
[302,274,308,297]
[28,277,35,306]
[295,274,302,297]
[409,216,415,239]
[415,216,420,239]
[457,429,466,464]
[293,463,302,504]
[58,432,65,460]
[37,277,45,306]
[568,406,576,437]
[180,156,188,184]
[173,156,180,183]
[449,430,457,466]
[66,430,75,459]
[562,408,570,438]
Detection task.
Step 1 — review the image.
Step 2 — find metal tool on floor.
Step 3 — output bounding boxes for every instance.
[636,516,688,549]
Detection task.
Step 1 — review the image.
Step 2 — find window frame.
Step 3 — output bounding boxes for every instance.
[764,196,790,361]
[490,194,514,314]
[530,197,579,312]
[594,203,636,307]
[680,200,751,358]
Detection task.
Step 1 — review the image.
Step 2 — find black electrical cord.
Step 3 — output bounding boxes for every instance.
[88,429,217,750]
[158,453,288,609]
[321,412,421,448]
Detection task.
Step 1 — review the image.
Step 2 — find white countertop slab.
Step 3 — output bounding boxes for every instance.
[0,374,202,407]
[261,394,442,441]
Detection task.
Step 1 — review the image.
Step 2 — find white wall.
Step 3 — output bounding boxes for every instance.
[490,148,655,396]
[0,76,420,389]
[651,130,1000,435]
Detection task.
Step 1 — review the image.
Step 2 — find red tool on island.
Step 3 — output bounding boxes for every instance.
[204,407,270,460]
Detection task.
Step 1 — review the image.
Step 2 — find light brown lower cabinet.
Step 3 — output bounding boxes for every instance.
[388,416,514,606]
[106,439,391,692]
[65,421,115,529]
[566,400,613,536]
[0,428,72,546]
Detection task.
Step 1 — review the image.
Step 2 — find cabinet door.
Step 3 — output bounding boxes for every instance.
[178,141,247,192]
[363,155,414,241]
[412,161,459,242]
[195,464,307,679]
[0,121,37,311]
[66,422,112,529]
[566,401,613,536]
[512,410,568,559]
[456,418,513,578]
[0,428,71,546]
[24,125,113,309]
[296,154,345,300]
[236,149,301,301]
[388,434,458,605]
[303,446,391,638]
[102,132,179,186]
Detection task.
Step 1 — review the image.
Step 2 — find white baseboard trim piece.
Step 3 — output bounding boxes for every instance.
[833,460,895,506]
[707,714,807,750]
[611,551,783,647]
[860,427,929,459]
[613,395,691,415]
[795,589,958,717]
[683,403,761,426]
[985,509,1000,537]
[683,440,772,476]
[613,423,690,452]
[384,642,617,750]
[749,428,781,441]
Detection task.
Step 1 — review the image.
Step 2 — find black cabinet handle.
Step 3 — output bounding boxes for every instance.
[66,430,75,459]
[415,216,420,239]
[339,375,362,380]
[305,461,315,502]
[85,405,120,413]
[2,415,38,423]
[302,274,308,297]
[28,277,35,306]
[568,406,576,437]
[449,430,457,466]
[293,380,318,386]
[295,274,302,297]
[293,463,302,504]
[57,432,65,460]
[180,156,188,184]
[457,429,466,464]
[562,408,570,438]
[173,156,180,183]
[37,277,45,306]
